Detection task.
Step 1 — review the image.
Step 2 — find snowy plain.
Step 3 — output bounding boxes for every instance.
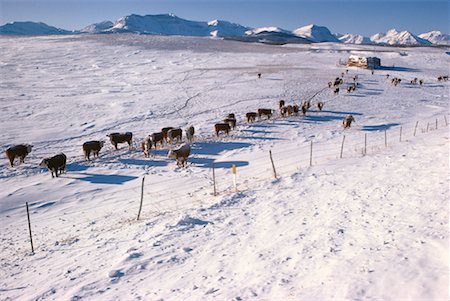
[0,34,449,300]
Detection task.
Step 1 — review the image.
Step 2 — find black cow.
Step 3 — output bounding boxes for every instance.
[40,153,67,178]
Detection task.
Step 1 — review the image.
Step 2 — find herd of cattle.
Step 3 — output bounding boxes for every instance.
[4,71,448,175]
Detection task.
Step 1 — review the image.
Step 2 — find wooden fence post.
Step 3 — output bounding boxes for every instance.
[384,130,387,148]
[436,118,438,130]
[364,133,367,156]
[413,121,419,136]
[269,150,278,179]
[399,126,402,142]
[136,176,145,221]
[232,164,237,192]
[309,141,313,167]
[444,115,448,126]
[26,202,34,254]
[426,122,429,133]
[340,135,346,159]
[212,163,217,196]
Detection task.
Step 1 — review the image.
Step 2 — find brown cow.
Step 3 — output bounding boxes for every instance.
[317,101,324,111]
[279,100,285,109]
[82,140,104,161]
[258,108,273,120]
[246,112,257,123]
[167,128,182,144]
[186,126,195,143]
[40,153,67,178]
[227,113,236,119]
[334,87,340,95]
[5,144,32,167]
[224,118,237,129]
[150,132,164,148]
[141,137,152,157]
[161,127,174,143]
[107,132,132,150]
[214,123,231,137]
[342,115,355,129]
[168,143,191,168]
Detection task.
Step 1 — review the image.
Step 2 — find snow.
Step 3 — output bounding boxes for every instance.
[0,34,449,300]
[293,24,340,43]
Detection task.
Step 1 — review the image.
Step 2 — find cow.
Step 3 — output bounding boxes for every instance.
[301,103,308,115]
[107,132,132,150]
[227,113,236,119]
[257,108,273,120]
[82,140,104,161]
[386,74,390,79]
[280,106,288,117]
[140,137,152,158]
[328,81,333,88]
[303,101,311,110]
[419,79,424,86]
[214,123,231,137]
[334,87,340,95]
[161,127,174,143]
[279,100,285,109]
[167,128,182,144]
[150,132,164,148]
[5,144,32,167]
[168,143,191,168]
[246,112,257,123]
[257,73,262,79]
[317,101,324,111]
[293,105,300,115]
[40,153,67,178]
[186,126,195,143]
[343,115,355,129]
[224,118,237,129]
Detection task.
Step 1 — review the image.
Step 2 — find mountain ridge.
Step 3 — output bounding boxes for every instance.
[1,14,448,46]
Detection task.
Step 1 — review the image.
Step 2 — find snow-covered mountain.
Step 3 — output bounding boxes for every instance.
[0,21,71,35]
[418,31,450,45]
[338,33,373,45]
[370,29,432,45]
[1,16,448,47]
[105,14,248,38]
[80,21,113,33]
[293,24,340,43]
[233,30,311,45]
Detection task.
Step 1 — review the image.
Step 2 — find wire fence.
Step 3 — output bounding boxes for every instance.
[2,114,449,256]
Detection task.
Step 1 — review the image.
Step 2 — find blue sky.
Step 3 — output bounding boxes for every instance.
[0,0,448,35]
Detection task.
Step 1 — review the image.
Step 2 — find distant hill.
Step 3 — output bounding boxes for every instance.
[293,24,340,43]
[0,21,71,35]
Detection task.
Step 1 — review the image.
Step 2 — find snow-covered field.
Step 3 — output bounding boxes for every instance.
[0,34,448,300]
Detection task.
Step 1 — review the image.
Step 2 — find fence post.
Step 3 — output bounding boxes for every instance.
[340,135,345,159]
[309,141,313,167]
[399,126,402,142]
[445,115,448,126]
[413,121,419,136]
[26,202,34,254]
[364,133,367,156]
[426,122,429,133]
[269,150,278,179]
[436,118,438,130]
[384,130,387,148]
[212,163,217,196]
[136,176,145,221]
[232,164,237,192]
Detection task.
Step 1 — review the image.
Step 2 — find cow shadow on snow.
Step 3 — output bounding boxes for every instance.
[73,173,138,185]
[362,123,400,131]
[189,141,251,169]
